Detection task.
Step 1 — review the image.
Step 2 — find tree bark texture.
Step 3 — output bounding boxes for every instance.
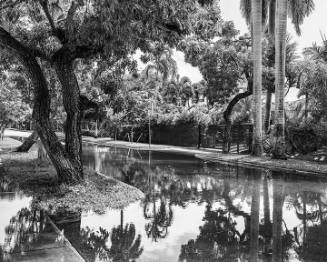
[53,48,83,175]
[272,0,287,159]
[0,27,82,184]
[16,130,38,152]
[222,89,252,153]
[251,0,264,156]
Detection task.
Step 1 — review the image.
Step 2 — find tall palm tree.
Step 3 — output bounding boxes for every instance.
[250,0,264,156]
[272,0,288,159]
[272,0,314,159]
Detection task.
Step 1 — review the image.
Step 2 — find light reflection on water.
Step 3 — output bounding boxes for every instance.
[78,144,327,262]
[1,144,327,262]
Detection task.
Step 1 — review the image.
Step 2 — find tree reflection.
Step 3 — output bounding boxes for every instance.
[2,208,46,260]
[144,196,173,241]
[52,209,143,262]
[179,203,247,262]
[76,224,143,262]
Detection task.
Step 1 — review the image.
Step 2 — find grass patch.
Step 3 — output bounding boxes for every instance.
[0,151,144,214]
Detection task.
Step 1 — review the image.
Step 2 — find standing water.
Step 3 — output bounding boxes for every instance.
[80,144,327,262]
[1,144,327,262]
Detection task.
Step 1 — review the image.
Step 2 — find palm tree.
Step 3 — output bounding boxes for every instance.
[272,0,314,159]
[142,45,177,84]
[250,0,264,156]
[272,0,288,159]
[304,35,327,62]
[165,75,193,107]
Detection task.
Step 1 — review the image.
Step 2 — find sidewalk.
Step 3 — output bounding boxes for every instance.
[0,192,84,262]
[3,129,327,176]
[92,140,327,176]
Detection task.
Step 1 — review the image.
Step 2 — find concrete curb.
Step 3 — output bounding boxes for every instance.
[46,214,86,262]
[196,154,327,178]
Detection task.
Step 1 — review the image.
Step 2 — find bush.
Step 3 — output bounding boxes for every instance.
[287,125,318,154]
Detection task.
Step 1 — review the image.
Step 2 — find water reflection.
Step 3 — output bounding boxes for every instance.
[77,145,327,261]
[0,208,47,261]
[51,209,144,262]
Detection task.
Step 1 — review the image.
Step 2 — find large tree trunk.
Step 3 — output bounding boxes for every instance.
[272,0,287,159]
[222,89,252,153]
[0,27,82,184]
[16,130,38,152]
[53,48,83,175]
[251,0,264,156]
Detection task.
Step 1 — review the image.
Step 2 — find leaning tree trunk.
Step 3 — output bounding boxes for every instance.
[16,130,38,152]
[251,0,264,156]
[53,48,83,175]
[0,27,82,184]
[272,0,287,159]
[222,89,252,153]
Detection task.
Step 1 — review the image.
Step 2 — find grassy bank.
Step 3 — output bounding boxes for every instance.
[0,139,144,214]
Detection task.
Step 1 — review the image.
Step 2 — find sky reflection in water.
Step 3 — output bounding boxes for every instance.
[1,145,327,262]
[79,145,327,262]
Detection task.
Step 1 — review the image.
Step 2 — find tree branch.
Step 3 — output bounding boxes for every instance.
[0,27,31,59]
[65,1,79,41]
[0,27,50,61]
[38,0,66,43]
[38,0,56,32]
[0,0,24,12]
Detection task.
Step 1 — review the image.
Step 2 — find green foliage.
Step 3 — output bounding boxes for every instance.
[0,54,31,127]
[296,59,327,122]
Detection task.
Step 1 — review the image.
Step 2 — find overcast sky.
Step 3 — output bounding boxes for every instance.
[220,0,327,53]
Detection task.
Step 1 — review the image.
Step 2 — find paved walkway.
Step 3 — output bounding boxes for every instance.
[3,129,327,176]
[89,140,327,176]
[0,137,22,151]
[0,193,84,262]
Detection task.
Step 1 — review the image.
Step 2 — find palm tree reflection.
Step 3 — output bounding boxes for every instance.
[144,196,173,241]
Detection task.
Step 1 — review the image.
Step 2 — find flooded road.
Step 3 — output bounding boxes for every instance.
[1,144,327,261]
[80,144,327,262]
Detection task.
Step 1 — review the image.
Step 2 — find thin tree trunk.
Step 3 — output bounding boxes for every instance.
[272,0,287,159]
[251,0,264,156]
[16,130,38,152]
[223,89,252,153]
[53,48,83,175]
[0,27,82,184]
